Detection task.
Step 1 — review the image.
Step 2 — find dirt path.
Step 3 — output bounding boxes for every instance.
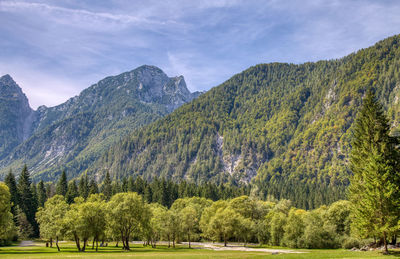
[191,242,305,254]
[133,241,305,254]
[18,240,35,247]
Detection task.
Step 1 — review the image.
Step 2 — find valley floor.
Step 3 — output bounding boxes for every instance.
[0,241,399,259]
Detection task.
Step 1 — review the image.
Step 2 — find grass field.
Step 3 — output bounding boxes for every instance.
[0,241,399,259]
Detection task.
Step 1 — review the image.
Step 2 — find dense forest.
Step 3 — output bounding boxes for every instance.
[1,90,400,255]
[77,35,400,208]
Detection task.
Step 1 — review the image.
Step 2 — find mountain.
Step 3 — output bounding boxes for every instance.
[0,75,34,159]
[84,35,400,207]
[0,65,200,181]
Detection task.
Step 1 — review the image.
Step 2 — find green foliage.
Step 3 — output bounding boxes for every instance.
[0,182,16,245]
[82,35,400,209]
[36,195,68,251]
[349,90,400,253]
[17,165,38,237]
[56,171,68,197]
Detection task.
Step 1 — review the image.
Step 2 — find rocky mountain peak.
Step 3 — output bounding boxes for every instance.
[0,74,25,98]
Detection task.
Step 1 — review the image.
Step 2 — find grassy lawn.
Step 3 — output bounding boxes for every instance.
[0,241,399,259]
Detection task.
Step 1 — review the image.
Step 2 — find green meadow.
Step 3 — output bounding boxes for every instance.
[0,241,398,259]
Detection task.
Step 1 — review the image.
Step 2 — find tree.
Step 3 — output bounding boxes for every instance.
[107,192,147,250]
[15,206,34,239]
[56,171,68,196]
[82,194,107,251]
[200,200,228,241]
[62,197,90,252]
[78,174,89,199]
[4,170,19,218]
[209,207,240,246]
[101,172,112,200]
[349,90,400,254]
[36,195,69,251]
[180,205,197,248]
[89,179,99,195]
[282,208,306,248]
[65,180,78,204]
[17,165,38,237]
[37,181,47,208]
[0,183,16,245]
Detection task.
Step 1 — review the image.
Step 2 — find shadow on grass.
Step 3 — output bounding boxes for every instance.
[0,245,196,256]
[388,250,400,257]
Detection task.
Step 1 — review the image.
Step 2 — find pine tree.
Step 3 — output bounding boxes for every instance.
[56,171,68,196]
[65,180,78,204]
[17,165,38,237]
[349,90,400,254]
[78,174,89,199]
[37,181,47,207]
[101,171,112,200]
[122,177,128,192]
[89,179,99,195]
[4,170,19,218]
[127,176,135,192]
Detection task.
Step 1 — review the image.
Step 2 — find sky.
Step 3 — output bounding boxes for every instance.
[1,0,400,109]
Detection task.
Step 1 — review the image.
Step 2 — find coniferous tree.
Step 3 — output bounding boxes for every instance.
[89,179,99,195]
[349,90,400,254]
[122,177,128,192]
[56,171,68,196]
[37,181,47,207]
[78,174,89,199]
[101,172,112,200]
[4,170,19,218]
[127,176,135,192]
[65,180,78,204]
[17,165,38,237]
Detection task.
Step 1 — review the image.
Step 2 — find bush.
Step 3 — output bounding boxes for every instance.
[342,236,361,249]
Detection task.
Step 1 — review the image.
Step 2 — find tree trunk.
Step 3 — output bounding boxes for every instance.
[391,235,397,245]
[383,232,388,255]
[96,239,98,251]
[74,233,81,251]
[125,236,130,250]
[50,237,53,248]
[56,236,60,252]
[82,238,88,252]
[224,234,227,247]
[92,238,95,249]
[116,240,119,247]
[188,233,191,248]
[121,238,126,250]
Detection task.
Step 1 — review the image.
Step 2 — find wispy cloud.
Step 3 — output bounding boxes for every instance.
[0,0,400,108]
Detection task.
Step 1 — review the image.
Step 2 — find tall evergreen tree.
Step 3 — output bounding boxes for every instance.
[17,165,38,237]
[101,172,112,200]
[56,171,68,196]
[65,180,78,204]
[89,179,99,195]
[78,174,89,199]
[37,181,47,207]
[4,170,19,218]
[349,90,400,254]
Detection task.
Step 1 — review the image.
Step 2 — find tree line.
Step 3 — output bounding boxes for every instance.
[1,166,250,242]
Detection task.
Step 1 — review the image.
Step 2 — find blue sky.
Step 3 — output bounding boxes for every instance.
[1,0,400,108]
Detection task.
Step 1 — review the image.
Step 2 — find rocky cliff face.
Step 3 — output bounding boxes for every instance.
[0,75,34,158]
[0,65,200,180]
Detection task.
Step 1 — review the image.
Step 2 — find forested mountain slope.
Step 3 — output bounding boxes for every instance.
[0,66,200,181]
[90,35,400,207]
[0,75,34,158]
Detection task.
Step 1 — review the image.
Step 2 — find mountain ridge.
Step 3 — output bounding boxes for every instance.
[0,65,200,180]
[78,35,400,207]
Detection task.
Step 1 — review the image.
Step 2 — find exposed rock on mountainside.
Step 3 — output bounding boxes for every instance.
[0,65,200,180]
